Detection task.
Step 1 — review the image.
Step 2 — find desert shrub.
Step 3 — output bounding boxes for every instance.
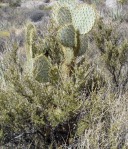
[74,91,128,149]
[9,0,21,7]
[0,0,7,2]
[72,18,128,149]
[0,43,82,147]
[92,19,128,91]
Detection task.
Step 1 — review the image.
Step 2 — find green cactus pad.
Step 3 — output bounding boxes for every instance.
[78,34,88,56]
[33,54,51,83]
[57,24,76,47]
[72,4,96,34]
[26,23,36,59]
[57,0,77,10]
[25,23,37,76]
[26,23,36,47]
[52,4,72,26]
[57,6,72,25]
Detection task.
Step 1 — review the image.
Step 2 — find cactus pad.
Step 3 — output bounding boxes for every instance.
[57,0,77,10]
[57,6,72,26]
[25,23,36,76]
[72,4,96,34]
[52,5,72,26]
[33,54,51,83]
[26,23,36,47]
[26,23,36,59]
[78,34,88,56]
[57,24,76,47]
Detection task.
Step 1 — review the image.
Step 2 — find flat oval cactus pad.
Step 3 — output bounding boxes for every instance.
[72,4,96,34]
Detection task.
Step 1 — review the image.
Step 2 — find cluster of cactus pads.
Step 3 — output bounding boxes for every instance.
[25,0,96,83]
[25,23,51,83]
[52,0,96,80]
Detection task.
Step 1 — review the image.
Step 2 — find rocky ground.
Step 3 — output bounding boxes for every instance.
[0,0,55,55]
[0,0,52,29]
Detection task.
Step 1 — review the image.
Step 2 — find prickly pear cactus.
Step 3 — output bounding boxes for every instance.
[57,7,72,25]
[57,0,77,10]
[26,23,36,59]
[78,34,88,56]
[25,23,36,76]
[52,5,72,26]
[57,24,76,80]
[33,54,51,83]
[53,2,96,81]
[72,4,96,34]
[23,2,96,83]
[57,24,76,48]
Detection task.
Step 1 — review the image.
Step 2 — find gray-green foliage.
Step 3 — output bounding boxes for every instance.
[93,19,128,89]
[9,0,21,7]
[0,62,5,88]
